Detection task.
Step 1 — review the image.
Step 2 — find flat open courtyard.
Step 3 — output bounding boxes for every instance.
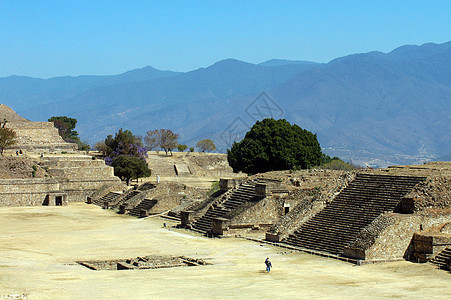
[0,203,449,299]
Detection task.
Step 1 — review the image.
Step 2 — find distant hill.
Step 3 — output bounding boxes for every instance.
[17,59,318,143]
[1,41,450,167]
[258,59,321,67]
[0,66,180,111]
[126,41,451,167]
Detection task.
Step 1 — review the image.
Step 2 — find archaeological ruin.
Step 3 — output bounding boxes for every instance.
[0,104,122,206]
[1,103,449,272]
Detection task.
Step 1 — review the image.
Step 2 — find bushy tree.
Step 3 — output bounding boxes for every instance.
[111,155,151,185]
[318,158,359,171]
[103,129,147,165]
[196,139,216,152]
[94,141,109,156]
[227,118,322,174]
[0,120,16,156]
[177,144,188,152]
[145,129,179,155]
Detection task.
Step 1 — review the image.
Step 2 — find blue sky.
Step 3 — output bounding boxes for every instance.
[1,0,450,78]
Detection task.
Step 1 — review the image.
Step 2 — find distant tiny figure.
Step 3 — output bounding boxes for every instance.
[40,153,44,158]
[163,222,167,228]
[265,257,272,273]
[16,151,19,156]
[157,175,160,184]
[19,150,22,154]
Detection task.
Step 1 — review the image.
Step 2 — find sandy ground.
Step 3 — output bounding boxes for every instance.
[0,204,450,299]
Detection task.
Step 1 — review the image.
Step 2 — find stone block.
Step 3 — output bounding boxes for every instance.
[180,211,195,227]
[255,183,267,197]
[212,217,230,236]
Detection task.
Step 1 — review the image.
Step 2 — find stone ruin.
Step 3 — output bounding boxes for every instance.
[0,104,123,206]
[176,163,451,266]
[77,255,211,270]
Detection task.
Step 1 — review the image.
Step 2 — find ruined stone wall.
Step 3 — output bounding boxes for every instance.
[39,156,121,202]
[344,210,451,261]
[404,175,451,211]
[0,178,60,206]
[228,196,284,226]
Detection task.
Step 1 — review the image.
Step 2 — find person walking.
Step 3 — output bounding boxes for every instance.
[265,257,272,273]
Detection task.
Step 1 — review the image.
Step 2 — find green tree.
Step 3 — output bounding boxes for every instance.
[48,116,89,150]
[102,129,146,164]
[104,128,143,156]
[48,116,78,140]
[196,139,216,152]
[177,144,188,152]
[227,118,322,174]
[111,155,151,185]
[0,121,17,156]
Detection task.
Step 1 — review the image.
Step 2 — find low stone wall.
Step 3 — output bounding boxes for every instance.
[0,178,62,206]
[343,210,451,261]
[219,178,246,190]
[413,229,451,262]
[48,166,115,178]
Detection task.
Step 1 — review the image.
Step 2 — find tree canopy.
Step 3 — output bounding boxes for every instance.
[227,118,322,174]
[101,128,147,165]
[177,144,188,152]
[0,120,17,156]
[111,155,151,185]
[196,139,216,152]
[145,129,179,155]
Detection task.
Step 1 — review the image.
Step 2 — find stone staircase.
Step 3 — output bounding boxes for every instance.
[192,182,257,234]
[128,199,158,217]
[92,191,122,206]
[112,190,141,208]
[430,247,451,270]
[283,174,426,256]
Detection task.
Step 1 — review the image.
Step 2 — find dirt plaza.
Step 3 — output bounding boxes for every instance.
[0,203,449,299]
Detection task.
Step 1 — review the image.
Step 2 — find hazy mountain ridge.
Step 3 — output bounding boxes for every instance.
[18,59,320,137]
[0,66,181,112]
[1,41,450,167]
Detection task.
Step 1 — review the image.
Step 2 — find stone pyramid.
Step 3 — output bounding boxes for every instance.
[0,104,77,153]
[0,104,28,122]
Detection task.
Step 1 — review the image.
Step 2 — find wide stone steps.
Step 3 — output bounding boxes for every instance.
[93,192,121,206]
[430,247,451,268]
[192,182,257,234]
[128,199,158,217]
[282,174,425,256]
[112,190,141,207]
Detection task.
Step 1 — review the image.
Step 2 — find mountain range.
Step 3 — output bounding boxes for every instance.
[0,41,450,167]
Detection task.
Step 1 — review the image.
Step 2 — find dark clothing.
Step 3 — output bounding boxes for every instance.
[265,258,272,272]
